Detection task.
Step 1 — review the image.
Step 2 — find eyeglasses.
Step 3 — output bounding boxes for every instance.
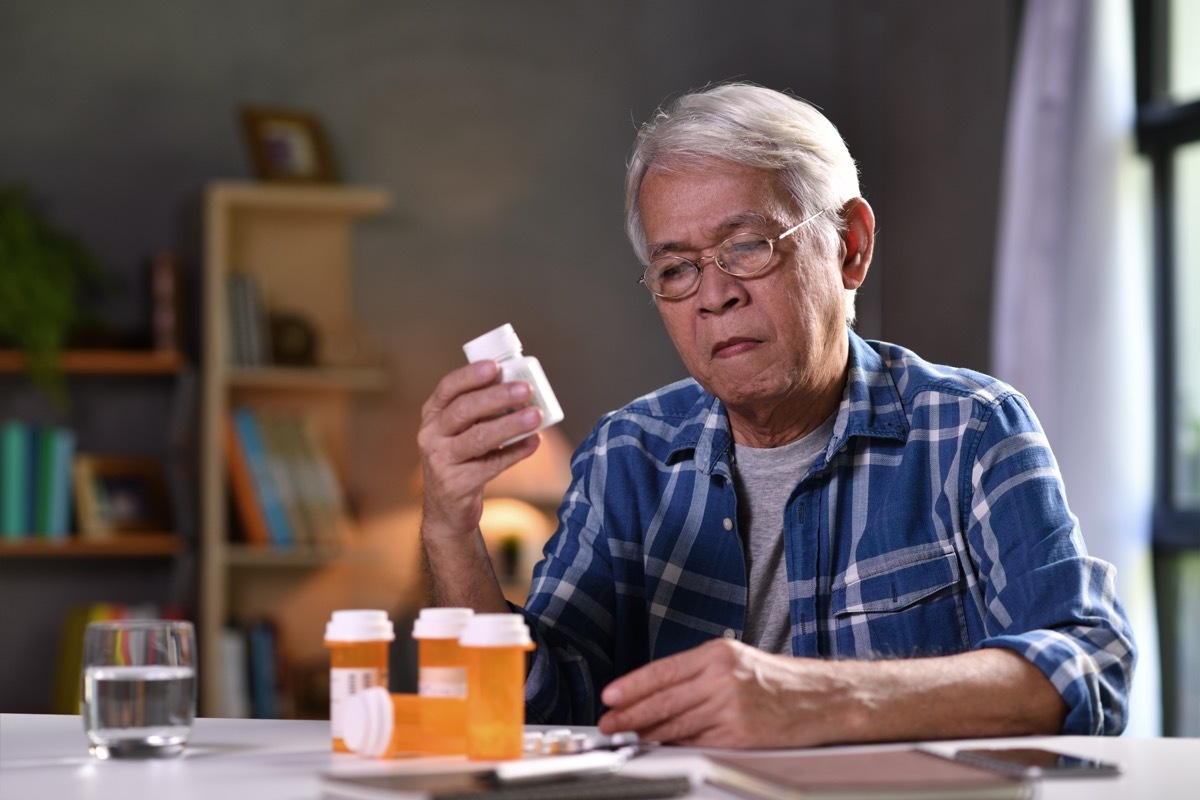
[637,207,830,299]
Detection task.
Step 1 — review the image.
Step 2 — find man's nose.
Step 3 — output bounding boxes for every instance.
[695,254,744,312]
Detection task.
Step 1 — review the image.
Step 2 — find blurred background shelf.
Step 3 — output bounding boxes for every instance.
[226,365,387,391]
[200,180,392,718]
[0,533,183,558]
[0,349,185,374]
[223,543,358,569]
[0,343,195,714]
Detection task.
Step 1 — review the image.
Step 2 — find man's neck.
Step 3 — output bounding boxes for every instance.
[725,356,849,449]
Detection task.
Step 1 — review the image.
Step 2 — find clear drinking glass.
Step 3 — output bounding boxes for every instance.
[81,619,197,759]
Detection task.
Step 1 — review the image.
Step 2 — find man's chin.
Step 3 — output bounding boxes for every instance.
[701,372,778,407]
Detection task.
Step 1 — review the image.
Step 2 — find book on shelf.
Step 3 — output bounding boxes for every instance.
[227,406,350,550]
[41,426,75,539]
[231,406,294,546]
[217,626,252,718]
[272,412,348,548]
[216,618,297,720]
[296,414,350,546]
[704,747,1032,800]
[225,273,245,366]
[226,271,270,367]
[1,420,30,538]
[0,421,76,540]
[27,424,44,533]
[52,429,77,538]
[256,412,314,546]
[224,411,271,546]
[247,618,282,719]
[34,425,55,534]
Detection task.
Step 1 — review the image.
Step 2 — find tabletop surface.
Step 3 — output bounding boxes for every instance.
[1,713,1197,800]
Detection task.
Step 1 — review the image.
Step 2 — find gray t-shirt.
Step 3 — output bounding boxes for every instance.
[732,413,836,654]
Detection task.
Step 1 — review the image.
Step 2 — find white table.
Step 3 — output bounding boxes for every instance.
[1,713,1197,799]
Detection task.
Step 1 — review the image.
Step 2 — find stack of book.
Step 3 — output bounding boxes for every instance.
[0,420,76,540]
[226,272,270,367]
[224,405,348,549]
[218,619,292,719]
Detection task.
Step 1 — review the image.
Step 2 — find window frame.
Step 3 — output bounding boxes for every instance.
[1134,0,1200,551]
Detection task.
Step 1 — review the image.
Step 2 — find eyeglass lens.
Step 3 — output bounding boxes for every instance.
[647,233,774,297]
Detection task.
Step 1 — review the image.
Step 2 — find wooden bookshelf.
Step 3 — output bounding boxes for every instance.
[0,533,183,558]
[199,181,391,718]
[227,365,387,391]
[0,349,185,374]
[224,543,351,569]
[0,314,192,718]
[0,348,189,546]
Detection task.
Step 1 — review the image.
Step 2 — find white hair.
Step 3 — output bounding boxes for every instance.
[625,83,863,321]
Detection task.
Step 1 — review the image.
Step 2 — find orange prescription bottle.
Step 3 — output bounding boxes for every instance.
[413,607,473,698]
[340,687,468,759]
[324,609,395,752]
[413,607,473,754]
[460,613,535,761]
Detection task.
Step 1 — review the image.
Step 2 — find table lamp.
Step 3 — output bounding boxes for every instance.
[479,426,573,600]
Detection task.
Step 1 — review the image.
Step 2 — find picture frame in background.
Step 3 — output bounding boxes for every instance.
[239,106,338,183]
[73,455,170,537]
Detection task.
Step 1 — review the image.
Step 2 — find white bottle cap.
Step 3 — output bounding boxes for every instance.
[463,323,522,363]
[459,613,533,648]
[412,607,474,640]
[342,686,393,757]
[324,609,396,642]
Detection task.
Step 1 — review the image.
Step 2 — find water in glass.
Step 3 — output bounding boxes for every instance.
[83,665,195,757]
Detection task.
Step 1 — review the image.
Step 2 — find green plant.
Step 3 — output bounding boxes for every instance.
[0,184,109,406]
[497,534,523,579]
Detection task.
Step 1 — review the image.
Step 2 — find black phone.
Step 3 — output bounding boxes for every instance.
[953,747,1121,778]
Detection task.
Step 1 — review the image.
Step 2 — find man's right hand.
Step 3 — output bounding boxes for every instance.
[416,359,543,609]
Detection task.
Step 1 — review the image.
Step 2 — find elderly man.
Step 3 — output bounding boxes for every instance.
[417,83,1135,748]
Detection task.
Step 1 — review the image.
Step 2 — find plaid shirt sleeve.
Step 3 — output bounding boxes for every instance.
[517,415,624,725]
[964,391,1136,735]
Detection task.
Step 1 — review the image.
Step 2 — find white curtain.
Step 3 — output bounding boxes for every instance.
[993,0,1160,736]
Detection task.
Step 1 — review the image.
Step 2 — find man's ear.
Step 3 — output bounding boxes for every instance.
[840,197,875,290]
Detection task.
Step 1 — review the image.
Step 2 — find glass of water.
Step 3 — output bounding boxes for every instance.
[81,619,196,759]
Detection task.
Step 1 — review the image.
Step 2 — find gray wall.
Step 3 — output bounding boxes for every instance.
[0,0,1013,710]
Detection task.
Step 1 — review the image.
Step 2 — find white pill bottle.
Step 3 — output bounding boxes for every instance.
[463,323,564,444]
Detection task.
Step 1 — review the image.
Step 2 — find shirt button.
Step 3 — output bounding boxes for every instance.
[722,629,737,640]
[722,517,733,531]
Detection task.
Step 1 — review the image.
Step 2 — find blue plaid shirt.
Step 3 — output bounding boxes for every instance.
[520,331,1135,736]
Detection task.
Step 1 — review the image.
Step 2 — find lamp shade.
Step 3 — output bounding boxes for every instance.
[481,426,574,509]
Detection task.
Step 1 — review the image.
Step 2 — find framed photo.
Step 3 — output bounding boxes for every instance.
[240,106,338,183]
[73,456,170,537]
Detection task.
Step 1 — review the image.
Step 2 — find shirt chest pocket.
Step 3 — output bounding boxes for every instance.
[830,546,970,657]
